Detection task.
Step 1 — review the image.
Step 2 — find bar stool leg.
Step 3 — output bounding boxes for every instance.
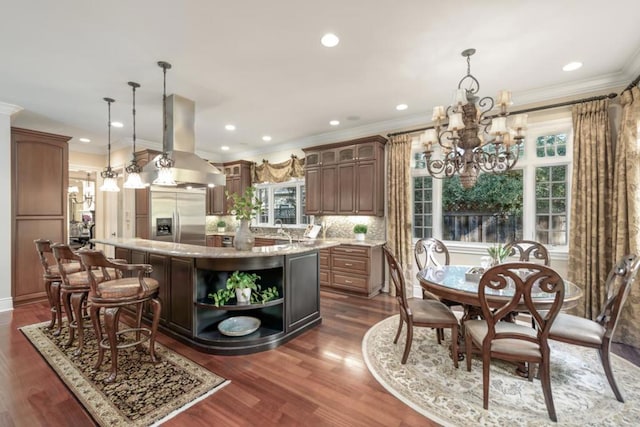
[91,304,105,372]
[149,298,162,363]
[61,289,74,346]
[52,282,63,336]
[45,279,59,329]
[103,306,121,384]
[71,292,88,356]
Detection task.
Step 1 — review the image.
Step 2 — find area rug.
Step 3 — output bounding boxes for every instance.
[362,315,640,426]
[21,321,229,426]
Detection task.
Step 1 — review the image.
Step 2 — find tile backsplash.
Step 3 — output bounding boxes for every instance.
[206,215,386,240]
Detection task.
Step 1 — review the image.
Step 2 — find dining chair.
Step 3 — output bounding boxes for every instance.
[464,262,565,422]
[548,253,639,403]
[78,249,161,383]
[414,238,459,307]
[383,245,459,367]
[504,240,550,265]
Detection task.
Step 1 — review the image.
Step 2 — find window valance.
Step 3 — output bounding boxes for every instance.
[252,155,305,183]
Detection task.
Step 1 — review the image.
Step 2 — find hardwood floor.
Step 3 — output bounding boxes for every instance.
[2,292,638,427]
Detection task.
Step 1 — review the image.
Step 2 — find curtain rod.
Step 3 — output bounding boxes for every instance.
[624,72,640,92]
[387,92,618,138]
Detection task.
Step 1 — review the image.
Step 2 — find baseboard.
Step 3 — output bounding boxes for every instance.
[0,297,14,312]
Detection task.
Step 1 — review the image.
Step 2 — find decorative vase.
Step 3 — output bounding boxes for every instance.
[234,219,255,251]
[355,233,366,242]
[217,227,225,233]
[235,288,251,305]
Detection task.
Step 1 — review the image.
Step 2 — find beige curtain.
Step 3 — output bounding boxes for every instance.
[252,155,305,183]
[386,134,413,297]
[568,99,613,319]
[612,86,640,347]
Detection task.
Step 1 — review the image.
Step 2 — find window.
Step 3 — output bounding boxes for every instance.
[411,116,572,249]
[254,180,308,227]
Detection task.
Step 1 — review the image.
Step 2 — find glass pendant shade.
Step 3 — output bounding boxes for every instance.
[153,166,177,186]
[100,175,120,192]
[123,171,145,189]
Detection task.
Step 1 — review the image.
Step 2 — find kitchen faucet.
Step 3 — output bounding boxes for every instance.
[274,219,293,244]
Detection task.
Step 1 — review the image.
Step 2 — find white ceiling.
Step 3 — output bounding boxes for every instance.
[2,1,640,162]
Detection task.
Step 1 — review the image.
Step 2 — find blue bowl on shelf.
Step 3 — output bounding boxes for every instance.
[218,316,261,336]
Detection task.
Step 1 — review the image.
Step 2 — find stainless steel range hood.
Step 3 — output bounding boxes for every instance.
[140,94,226,188]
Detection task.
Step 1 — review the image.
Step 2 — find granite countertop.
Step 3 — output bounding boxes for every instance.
[207,232,385,248]
[92,237,341,258]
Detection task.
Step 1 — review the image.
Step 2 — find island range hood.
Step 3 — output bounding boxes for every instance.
[140,93,226,188]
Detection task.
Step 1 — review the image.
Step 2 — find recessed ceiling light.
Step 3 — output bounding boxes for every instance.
[329,120,340,126]
[79,137,91,143]
[321,33,340,48]
[111,121,124,128]
[225,124,236,131]
[396,104,408,111]
[221,145,230,151]
[262,135,272,142]
[562,61,583,72]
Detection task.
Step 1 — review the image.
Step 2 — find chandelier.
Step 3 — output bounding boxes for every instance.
[123,81,146,189]
[69,173,94,210]
[100,97,120,192]
[421,48,527,188]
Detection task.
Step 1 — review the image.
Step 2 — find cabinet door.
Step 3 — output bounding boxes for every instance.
[321,164,337,214]
[305,167,321,214]
[148,253,170,323]
[321,149,337,165]
[285,251,320,332]
[337,145,355,163]
[355,160,376,215]
[305,151,321,167]
[337,163,355,214]
[169,257,194,336]
[356,142,377,161]
[206,186,226,215]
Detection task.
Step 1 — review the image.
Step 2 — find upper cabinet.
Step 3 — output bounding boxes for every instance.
[303,135,386,216]
[206,160,252,216]
[133,149,161,239]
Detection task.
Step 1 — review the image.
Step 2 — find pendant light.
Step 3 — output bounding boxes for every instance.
[100,97,120,192]
[153,61,177,186]
[123,81,146,189]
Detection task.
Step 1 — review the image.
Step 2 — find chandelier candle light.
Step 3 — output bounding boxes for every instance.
[100,97,120,192]
[422,48,527,189]
[153,61,177,186]
[123,81,146,189]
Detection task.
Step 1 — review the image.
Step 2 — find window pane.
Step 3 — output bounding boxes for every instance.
[274,186,297,224]
[256,188,269,224]
[412,176,433,238]
[441,171,523,243]
[300,185,309,224]
[535,133,568,158]
[535,165,568,244]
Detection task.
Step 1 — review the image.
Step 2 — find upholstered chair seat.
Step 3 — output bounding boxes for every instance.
[465,320,540,358]
[549,314,605,346]
[95,277,160,301]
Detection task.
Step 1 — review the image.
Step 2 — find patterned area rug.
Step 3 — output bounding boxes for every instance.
[21,321,229,426]
[362,315,640,426]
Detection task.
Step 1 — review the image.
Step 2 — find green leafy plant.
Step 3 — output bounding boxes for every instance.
[216,220,226,227]
[226,186,262,221]
[487,244,510,265]
[353,224,368,234]
[207,271,279,306]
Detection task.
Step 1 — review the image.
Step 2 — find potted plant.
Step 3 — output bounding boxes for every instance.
[207,271,280,306]
[353,224,368,241]
[216,220,226,233]
[226,186,262,250]
[487,243,510,266]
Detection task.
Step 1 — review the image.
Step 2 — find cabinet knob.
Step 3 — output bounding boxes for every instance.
[345,263,353,266]
[345,280,353,284]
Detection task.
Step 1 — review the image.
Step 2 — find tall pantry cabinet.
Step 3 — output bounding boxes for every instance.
[11,127,70,305]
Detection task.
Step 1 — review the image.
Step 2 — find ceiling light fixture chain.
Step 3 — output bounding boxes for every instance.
[421,48,527,188]
[124,81,146,188]
[153,61,177,186]
[99,97,120,192]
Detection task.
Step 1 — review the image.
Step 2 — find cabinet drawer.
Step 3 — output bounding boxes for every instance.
[331,256,368,273]
[319,269,329,285]
[319,251,330,268]
[332,245,369,257]
[331,272,367,292]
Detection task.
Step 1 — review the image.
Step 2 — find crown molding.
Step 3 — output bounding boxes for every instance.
[0,101,23,116]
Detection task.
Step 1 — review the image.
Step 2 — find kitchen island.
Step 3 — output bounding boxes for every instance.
[93,238,340,355]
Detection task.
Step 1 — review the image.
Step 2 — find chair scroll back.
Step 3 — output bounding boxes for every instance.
[76,250,120,296]
[414,238,450,271]
[596,254,640,338]
[383,246,410,312]
[504,240,550,266]
[478,262,565,344]
[34,239,56,277]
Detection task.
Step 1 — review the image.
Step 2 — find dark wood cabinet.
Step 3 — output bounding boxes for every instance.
[285,251,320,331]
[133,149,160,238]
[303,135,386,216]
[169,257,194,335]
[321,244,384,298]
[206,162,226,215]
[11,128,70,305]
[224,160,252,214]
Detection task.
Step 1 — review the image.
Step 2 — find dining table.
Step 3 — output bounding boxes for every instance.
[416,264,584,367]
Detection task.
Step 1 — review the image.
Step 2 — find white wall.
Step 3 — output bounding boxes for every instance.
[0,102,23,311]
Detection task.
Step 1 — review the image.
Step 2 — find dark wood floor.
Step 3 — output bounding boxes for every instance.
[2,292,639,427]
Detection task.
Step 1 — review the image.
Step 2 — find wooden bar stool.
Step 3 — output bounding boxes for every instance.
[78,250,162,383]
[34,239,82,334]
[51,244,116,355]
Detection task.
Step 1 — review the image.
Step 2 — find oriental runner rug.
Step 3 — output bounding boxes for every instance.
[21,321,229,426]
[363,315,640,426]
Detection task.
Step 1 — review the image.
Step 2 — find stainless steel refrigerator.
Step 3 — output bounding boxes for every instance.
[150,187,206,246]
